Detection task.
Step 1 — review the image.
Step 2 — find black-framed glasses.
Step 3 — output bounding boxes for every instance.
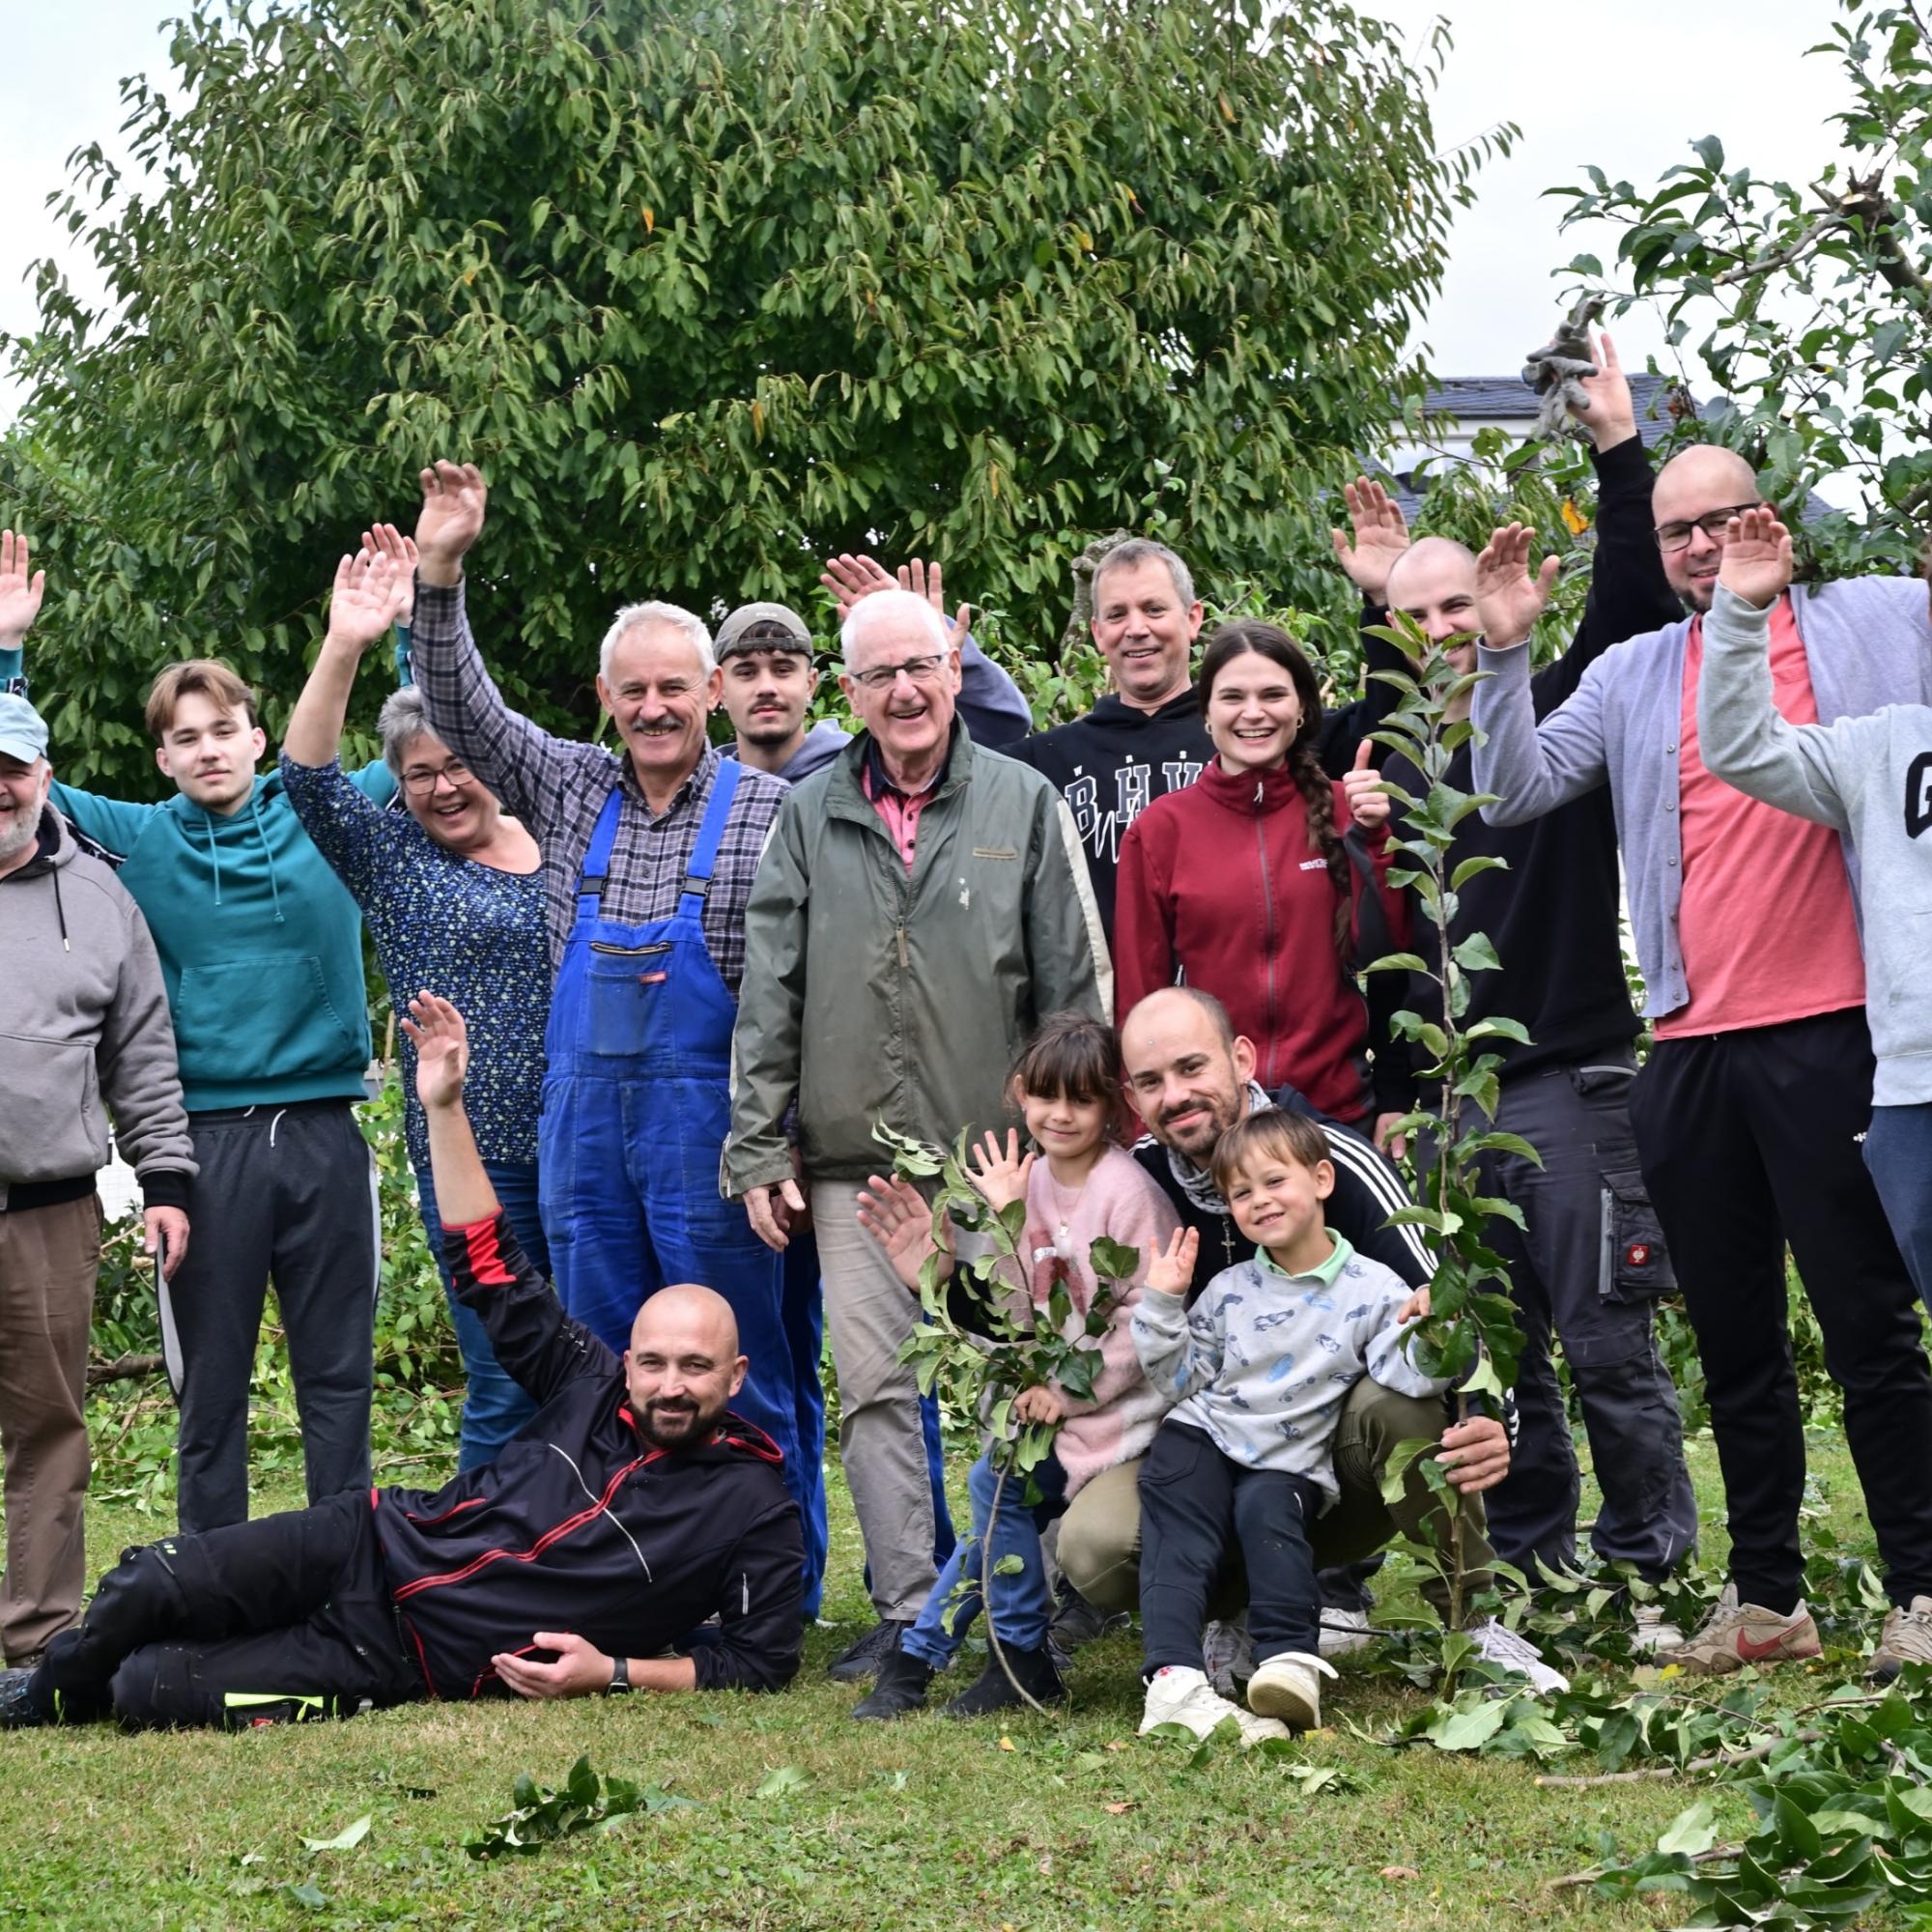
[849,653,949,692]
[1653,502,1766,554]
[401,758,474,796]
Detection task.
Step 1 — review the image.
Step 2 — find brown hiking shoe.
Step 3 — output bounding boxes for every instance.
[1869,1596,1932,1682]
[1661,1583,1821,1676]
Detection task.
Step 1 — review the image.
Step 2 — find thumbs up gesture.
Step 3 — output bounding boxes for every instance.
[1342,739,1390,832]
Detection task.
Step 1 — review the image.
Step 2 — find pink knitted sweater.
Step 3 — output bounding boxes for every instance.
[1007,1144,1180,1497]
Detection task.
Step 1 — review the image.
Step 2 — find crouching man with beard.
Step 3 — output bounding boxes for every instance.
[0,993,803,1731]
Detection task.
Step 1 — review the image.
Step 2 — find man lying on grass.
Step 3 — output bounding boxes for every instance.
[0,993,803,1731]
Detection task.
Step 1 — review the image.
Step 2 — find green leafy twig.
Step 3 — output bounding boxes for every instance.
[463,1755,691,1861]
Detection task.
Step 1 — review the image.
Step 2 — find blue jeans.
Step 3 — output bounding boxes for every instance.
[414,1160,547,1470]
[902,1449,1067,1666]
[1866,1103,1932,1316]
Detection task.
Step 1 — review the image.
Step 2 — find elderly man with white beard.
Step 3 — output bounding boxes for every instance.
[726,587,1108,1683]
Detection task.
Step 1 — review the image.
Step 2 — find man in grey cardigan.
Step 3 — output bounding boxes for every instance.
[1468,448,1932,1682]
[0,695,195,1666]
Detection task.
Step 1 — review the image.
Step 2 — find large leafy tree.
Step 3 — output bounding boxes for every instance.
[2,0,1505,787]
[1552,0,1930,578]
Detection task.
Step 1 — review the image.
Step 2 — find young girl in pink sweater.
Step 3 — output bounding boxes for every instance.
[850,1011,1179,1720]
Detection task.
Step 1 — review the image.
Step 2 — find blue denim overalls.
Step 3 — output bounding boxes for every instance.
[536,765,824,1594]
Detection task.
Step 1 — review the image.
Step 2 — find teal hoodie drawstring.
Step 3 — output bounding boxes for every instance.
[197,786,284,923]
[248,791,285,924]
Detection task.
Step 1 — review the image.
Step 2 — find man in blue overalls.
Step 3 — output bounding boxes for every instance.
[403,461,827,1612]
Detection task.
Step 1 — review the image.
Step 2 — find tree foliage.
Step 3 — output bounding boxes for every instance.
[0,0,1508,789]
[1553,0,1931,576]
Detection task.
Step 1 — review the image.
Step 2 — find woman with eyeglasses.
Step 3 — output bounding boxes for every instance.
[282,529,549,1469]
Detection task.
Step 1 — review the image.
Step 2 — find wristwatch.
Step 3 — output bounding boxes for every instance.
[605,1656,633,1695]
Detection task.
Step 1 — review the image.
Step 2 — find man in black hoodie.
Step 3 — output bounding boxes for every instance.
[0,994,803,1730]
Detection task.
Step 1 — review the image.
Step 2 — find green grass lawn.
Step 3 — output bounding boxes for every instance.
[0,1427,1886,1930]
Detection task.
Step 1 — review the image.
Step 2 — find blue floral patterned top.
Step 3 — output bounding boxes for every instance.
[281,755,549,1173]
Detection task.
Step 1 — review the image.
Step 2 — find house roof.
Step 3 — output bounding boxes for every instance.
[1390,375,1829,521]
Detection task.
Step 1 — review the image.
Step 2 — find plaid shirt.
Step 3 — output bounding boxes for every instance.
[412,582,784,991]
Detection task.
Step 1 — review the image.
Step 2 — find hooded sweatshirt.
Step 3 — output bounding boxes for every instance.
[1697,582,1932,1105]
[47,764,394,1111]
[1008,691,1213,937]
[0,808,195,1209]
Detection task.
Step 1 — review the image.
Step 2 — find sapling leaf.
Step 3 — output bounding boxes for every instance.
[301,1813,372,1854]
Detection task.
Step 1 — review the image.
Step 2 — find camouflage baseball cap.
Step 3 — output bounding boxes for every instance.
[715,602,814,660]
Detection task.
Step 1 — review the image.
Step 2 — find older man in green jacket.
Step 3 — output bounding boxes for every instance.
[727,588,1106,1680]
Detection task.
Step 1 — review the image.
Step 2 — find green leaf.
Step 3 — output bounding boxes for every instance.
[301,1813,372,1854]
[1378,1434,1436,1506]
[1690,133,1724,173]
[1089,1236,1142,1285]
[1449,933,1501,973]
[1430,1695,1509,1751]
[1659,1800,1718,1856]
[753,1765,812,1800]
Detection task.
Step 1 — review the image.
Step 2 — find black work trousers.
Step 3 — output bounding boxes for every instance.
[32,1489,418,1728]
[159,1100,380,1533]
[1629,1006,1932,1612]
[1139,1423,1323,1672]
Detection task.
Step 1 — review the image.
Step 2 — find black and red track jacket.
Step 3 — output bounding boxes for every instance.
[370,1210,804,1699]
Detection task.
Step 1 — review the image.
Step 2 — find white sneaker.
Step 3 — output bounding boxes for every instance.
[1631,1604,1685,1656]
[1318,1606,1376,1660]
[1246,1651,1338,1730]
[1203,1615,1254,1697]
[1139,1664,1291,1747]
[1467,1617,1570,1694]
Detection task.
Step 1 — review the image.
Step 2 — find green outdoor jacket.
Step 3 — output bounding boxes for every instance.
[725,726,1109,1190]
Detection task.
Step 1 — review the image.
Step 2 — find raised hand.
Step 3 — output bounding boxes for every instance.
[820,553,970,637]
[1717,506,1793,611]
[0,530,47,647]
[358,523,420,628]
[1472,523,1561,652]
[855,1172,950,1293]
[1146,1224,1199,1300]
[401,991,469,1112]
[1329,478,1411,602]
[413,461,488,588]
[897,556,970,639]
[324,551,409,656]
[819,553,897,618]
[1572,329,1637,451]
[1342,739,1388,831]
[966,1128,1036,1214]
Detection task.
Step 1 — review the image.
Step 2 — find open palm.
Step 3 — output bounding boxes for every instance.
[326,552,408,654]
[0,530,46,644]
[1473,524,1561,650]
[1716,507,1793,611]
[414,461,488,572]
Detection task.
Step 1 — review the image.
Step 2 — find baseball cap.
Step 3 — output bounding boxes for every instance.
[0,694,48,765]
[715,602,814,661]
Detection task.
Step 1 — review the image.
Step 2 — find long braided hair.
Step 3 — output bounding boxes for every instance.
[1198,621,1351,955]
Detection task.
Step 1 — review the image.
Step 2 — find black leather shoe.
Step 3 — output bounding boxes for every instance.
[826,1618,911,1683]
[850,1647,934,1719]
[941,1645,1066,1718]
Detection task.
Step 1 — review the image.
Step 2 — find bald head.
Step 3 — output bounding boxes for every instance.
[633,1282,740,1357]
[625,1283,748,1449]
[1653,444,1765,611]
[1385,535,1477,611]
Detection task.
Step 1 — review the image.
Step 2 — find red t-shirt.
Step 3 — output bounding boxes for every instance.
[1655,596,1865,1039]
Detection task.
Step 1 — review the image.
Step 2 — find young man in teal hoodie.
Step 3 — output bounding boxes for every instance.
[0,532,396,1532]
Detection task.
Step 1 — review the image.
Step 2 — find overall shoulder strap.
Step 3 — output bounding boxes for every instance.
[576,788,623,919]
[679,755,745,911]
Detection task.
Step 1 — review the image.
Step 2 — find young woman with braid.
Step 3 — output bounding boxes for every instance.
[1112,624,1406,1142]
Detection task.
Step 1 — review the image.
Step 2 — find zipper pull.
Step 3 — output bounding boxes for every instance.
[896,923,909,969]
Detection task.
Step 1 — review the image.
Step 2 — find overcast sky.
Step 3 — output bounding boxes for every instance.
[0,1,1860,417]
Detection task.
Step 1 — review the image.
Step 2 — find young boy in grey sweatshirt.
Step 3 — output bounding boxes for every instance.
[1130,1109,1447,1744]
[1697,508,1932,1310]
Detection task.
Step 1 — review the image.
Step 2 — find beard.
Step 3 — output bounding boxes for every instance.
[0,797,43,866]
[738,711,800,748]
[1155,1092,1241,1161]
[635,1393,724,1450]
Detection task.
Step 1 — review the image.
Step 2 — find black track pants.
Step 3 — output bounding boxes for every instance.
[33,1490,418,1728]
